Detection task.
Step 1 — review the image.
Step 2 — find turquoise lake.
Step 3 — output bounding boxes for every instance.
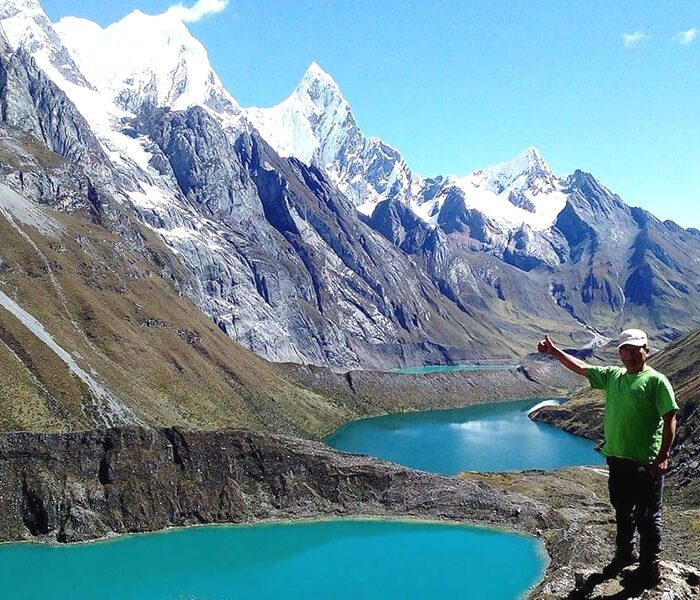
[0,520,546,599]
[393,363,518,375]
[0,393,601,599]
[325,398,604,474]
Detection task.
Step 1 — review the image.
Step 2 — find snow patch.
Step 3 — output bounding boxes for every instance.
[0,182,65,236]
[527,399,562,415]
[127,182,177,210]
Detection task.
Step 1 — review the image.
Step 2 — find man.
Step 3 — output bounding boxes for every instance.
[537,328,678,589]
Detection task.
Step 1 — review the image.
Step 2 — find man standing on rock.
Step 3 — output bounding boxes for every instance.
[537,329,678,589]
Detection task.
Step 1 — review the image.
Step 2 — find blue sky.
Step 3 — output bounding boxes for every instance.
[41,1,699,228]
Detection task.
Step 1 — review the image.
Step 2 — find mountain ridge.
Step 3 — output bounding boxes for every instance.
[2,0,700,372]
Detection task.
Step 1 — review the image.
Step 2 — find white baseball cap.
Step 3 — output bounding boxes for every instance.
[617,328,648,349]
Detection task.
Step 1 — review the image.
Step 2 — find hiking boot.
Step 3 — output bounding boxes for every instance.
[621,562,662,590]
[601,549,639,578]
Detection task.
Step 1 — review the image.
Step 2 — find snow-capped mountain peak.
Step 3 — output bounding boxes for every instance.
[53,10,240,118]
[427,148,566,232]
[248,61,422,210]
[472,146,555,195]
[247,61,355,166]
[295,61,347,110]
[0,0,92,88]
[302,60,334,80]
[301,61,340,89]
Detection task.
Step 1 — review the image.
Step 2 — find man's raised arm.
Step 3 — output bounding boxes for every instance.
[537,334,590,376]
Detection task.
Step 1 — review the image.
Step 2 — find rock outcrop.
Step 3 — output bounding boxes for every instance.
[0,427,554,544]
[468,469,700,599]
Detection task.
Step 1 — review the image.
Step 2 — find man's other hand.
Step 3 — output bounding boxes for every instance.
[649,453,670,479]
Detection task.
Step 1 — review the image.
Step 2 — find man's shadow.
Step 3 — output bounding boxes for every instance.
[567,570,650,599]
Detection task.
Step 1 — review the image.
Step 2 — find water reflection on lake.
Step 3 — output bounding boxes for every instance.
[325,398,604,475]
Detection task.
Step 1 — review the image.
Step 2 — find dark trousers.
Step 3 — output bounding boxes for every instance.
[607,456,664,566]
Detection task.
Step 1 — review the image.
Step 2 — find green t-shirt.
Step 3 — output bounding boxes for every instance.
[587,366,678,464]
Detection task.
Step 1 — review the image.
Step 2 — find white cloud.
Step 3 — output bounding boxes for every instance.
[674,28,697,45]
[621,31,648,47]
[165,0,229,23]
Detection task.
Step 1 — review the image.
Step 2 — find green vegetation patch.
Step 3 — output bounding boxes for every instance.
[0,307,91,432]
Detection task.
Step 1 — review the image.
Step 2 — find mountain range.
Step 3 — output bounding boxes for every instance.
[2,0,700,381]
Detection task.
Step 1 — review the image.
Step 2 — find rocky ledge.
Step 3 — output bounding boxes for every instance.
[465,469,700,599]
[0,427,698,599]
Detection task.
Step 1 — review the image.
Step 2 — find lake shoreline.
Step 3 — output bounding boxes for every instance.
[280,353,583,439]
[1,356,697,598]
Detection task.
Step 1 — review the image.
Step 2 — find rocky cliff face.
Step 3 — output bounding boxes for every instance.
[130,102,526,368]
[0,427,555,544]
